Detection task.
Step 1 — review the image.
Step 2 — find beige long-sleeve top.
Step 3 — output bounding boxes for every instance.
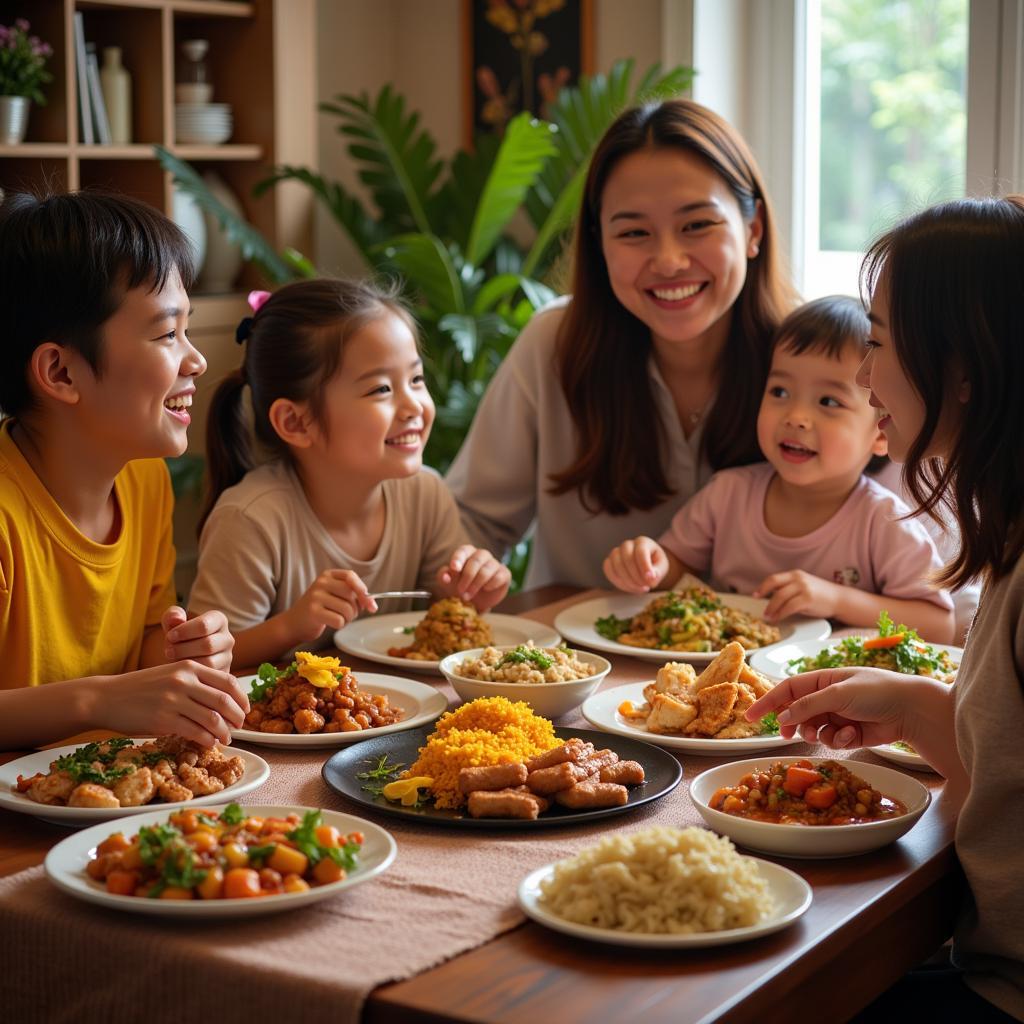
[953,553,1024,1020]
[446,298,711,588]
[188,460,468,650]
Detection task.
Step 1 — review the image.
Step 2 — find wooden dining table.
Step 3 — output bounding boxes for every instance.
[0,585,963,1024]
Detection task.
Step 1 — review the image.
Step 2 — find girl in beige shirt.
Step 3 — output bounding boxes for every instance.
[190,279,509,667]
[750,196,1024,1022]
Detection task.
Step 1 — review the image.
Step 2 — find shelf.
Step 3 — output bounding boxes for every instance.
[172,144,263,160]
[77,1,254,15]
[0,144,72,158]
[69,143,264,160]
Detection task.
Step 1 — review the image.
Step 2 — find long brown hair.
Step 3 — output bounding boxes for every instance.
[861,195,1024,588]
[549,99,796,514]
[200,278,414,533]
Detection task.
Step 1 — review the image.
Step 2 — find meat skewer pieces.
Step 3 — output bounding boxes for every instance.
[458,763,529,794]
[599,760,646,786]
[526,761,591,795]
[554,781,629,809]
[524,739,594,773]
[467,788,544,820]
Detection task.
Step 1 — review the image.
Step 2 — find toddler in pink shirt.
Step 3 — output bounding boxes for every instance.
[603,296,955,643]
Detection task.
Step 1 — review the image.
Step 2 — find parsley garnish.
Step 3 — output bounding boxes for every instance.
[249,661,297,704]
[356,754,406,797]
[759,712,780,736]
[219,803,244,825]
[286,810,360,872]
[54,738,139,786]
[497,645,554,670]
[595,614,630,641]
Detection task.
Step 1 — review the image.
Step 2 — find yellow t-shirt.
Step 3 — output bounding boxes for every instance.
[0,419,177,688]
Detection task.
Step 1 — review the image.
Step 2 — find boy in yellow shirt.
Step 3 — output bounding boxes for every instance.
[0,189,247,749]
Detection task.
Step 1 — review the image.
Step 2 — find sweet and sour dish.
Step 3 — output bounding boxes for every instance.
[387,597,492,660]
[618,642,780,739]
[13,737,244,808]
[595,584,781,653]
[86,803,363,899]
[244,652,403,735]
[709,759,909,825]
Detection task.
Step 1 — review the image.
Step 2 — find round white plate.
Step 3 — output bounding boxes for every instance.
[518,858,811,948]
[0,741,270,826]
[748,637,963,681]
[869,743,937,773]
[231,672,448,747]
[553,592,830,665]
[334,613,561,675]
[44,804,396,917]
[580,682,805,755]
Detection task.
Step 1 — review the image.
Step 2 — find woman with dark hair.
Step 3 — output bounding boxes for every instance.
[749,196,1024,1022]
[447,98,796,587]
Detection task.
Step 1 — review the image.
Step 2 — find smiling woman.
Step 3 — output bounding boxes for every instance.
[447,99,797,589]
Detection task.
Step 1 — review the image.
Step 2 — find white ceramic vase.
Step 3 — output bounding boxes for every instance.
[196,171,244,292]
[171,185,207,277]
[0,96,30,144]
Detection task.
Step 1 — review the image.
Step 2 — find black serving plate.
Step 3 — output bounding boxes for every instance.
[322,726,683,829]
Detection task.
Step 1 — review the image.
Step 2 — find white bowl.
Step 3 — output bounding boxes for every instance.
[176,126,233,144]
[439,645,611,719]
[690,757,931,858]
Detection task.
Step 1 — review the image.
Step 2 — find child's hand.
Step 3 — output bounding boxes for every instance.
[744,666,910,749]
[603,536,670,593]
[753,570,840,621]
[286,570,377,643]
[163,606,234,672]
[105,662,250,748]
[437,545,511,613]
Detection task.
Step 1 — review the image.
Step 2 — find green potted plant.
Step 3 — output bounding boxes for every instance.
[0,19,53,145]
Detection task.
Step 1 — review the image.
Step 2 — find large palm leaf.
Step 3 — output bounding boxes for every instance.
[379,233,465,315]
[523,59,695,274]
[463,112,559,267]
[320,86,444,235]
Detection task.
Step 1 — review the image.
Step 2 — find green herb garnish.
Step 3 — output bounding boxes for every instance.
[249,661,297,704]
[356,754,406,797]
[595,614,631,641]
[497,645,554,670]
[286,809,360,872]
[219,803,245,825]
[246,843,277,866]
[54,737,139,786]
[759,711,780,736]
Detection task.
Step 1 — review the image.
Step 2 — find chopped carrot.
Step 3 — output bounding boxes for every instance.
[783,765,822,796]
[863,633,906,650]
[618,700,635,715]
[804,783,838,809]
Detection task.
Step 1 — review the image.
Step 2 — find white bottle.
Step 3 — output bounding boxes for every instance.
[100,46,132,144]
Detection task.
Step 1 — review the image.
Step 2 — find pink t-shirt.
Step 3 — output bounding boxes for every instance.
[658,463,953,610]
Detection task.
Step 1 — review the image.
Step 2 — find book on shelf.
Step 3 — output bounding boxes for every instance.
[73,12,93,145]
[85,44,111,145]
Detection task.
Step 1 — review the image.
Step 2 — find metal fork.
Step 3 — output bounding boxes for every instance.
[368,590,433,601]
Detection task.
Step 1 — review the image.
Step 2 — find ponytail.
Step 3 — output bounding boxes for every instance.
[198,368,253,534]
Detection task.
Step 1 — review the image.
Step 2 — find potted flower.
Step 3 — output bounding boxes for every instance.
[0,19,53,145]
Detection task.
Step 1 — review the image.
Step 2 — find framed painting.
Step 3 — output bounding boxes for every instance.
[463,0,594,142]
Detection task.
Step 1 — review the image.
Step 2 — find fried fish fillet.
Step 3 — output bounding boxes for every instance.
[685,680,739,736]
[646,691,698,734]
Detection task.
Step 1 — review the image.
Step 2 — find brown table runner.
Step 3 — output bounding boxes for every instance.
[0,591,838,1024]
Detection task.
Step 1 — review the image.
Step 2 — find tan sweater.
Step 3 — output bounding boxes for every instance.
[446,298,711,588]
[189,461,468,650]
[953,552,1024,1020]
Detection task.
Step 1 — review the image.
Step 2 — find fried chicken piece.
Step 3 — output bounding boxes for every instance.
[694,641,745,690]
[260,717,294,734]
[111,767,156,807]
[646,692,697,734]
[243,706,265,729]
[467,788,541,820]
[204,753,244,788]
[293,688,318,711]
[576,749,619,776]
[507,785,551,813]
[151,760,193,802]
[714,719,760,739]
[68,783,120,808]
[524,739,593,772]
[27,769,76,806]
[739,663,774,699]
[651,661,698,696]
[293,709,326,734]
[554,781,628,809]
[458,763,529,794]
[526,761,590,795]
[599,760,645,785]
[177,764,225,796]
[685,681,739,736]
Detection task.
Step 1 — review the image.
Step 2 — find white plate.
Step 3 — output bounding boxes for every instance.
[869,743,937,773]
[553,592,830,665]
[44,804,396,917]
[518,858,811,948]
[231,671,448,747]
[0,741,270,826]
[580,682,805,755]
[748,637,963,681]
[334,613,561,675]
[690,757,931,858]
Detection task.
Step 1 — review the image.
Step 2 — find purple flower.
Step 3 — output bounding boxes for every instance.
[14,18,30,32]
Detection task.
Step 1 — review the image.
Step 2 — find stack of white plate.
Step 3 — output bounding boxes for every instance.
[175,102,232,145]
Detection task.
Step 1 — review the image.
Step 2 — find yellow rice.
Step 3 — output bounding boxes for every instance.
[404,696,560,809]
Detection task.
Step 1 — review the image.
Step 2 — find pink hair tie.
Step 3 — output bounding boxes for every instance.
[247,289,272,313]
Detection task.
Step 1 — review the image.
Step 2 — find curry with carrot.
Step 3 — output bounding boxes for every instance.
[709,759,908,825]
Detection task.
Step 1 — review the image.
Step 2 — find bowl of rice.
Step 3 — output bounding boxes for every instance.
[440,644,611,719]
[517,825,811,947]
